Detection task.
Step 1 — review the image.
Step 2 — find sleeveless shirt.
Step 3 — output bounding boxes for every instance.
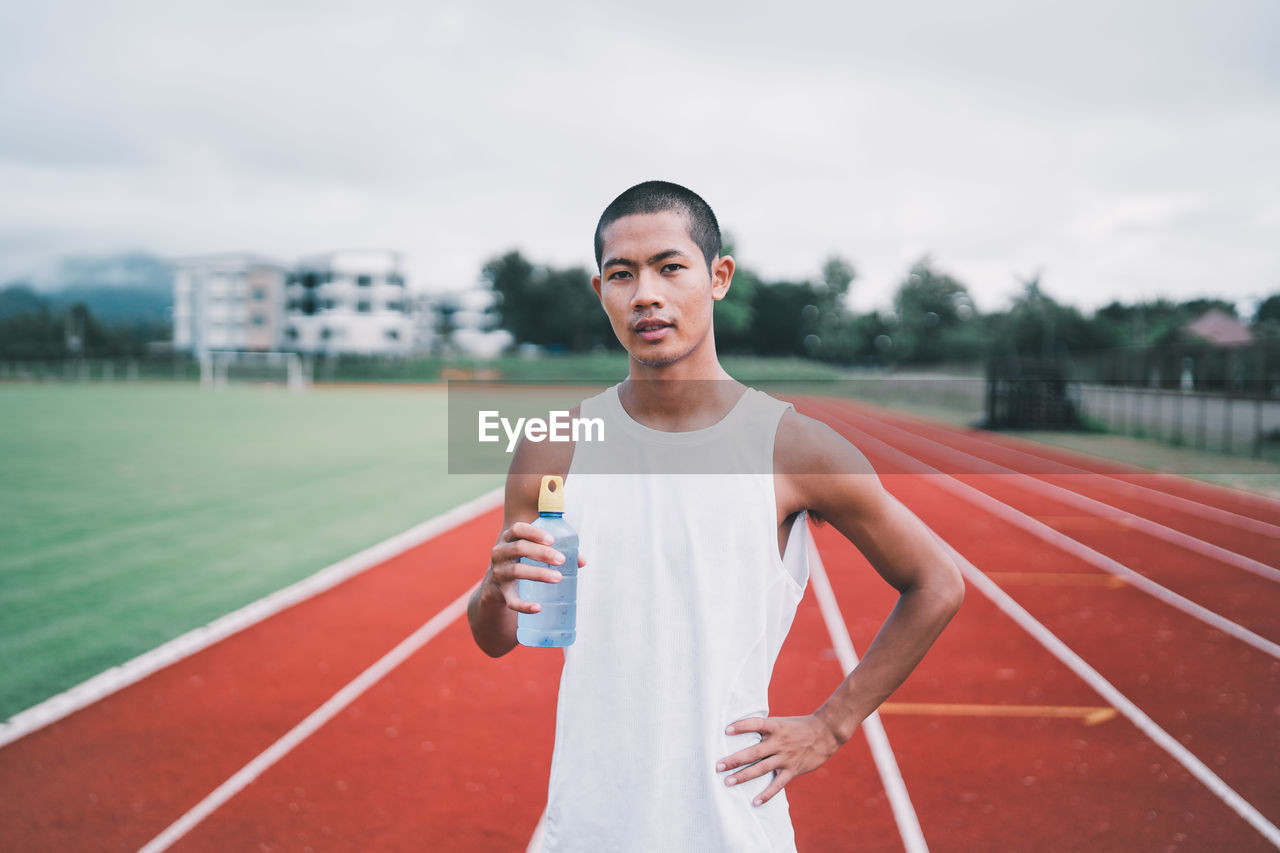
[540,384,810,852]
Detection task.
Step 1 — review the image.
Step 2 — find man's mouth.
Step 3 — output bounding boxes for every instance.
[633,319,673,342]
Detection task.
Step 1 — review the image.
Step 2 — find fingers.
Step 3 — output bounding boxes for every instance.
[491,536,565,575]
[723,756,778,789]
[751,768,793,807]
[488,522,584,614]
[498,522,587,570]
[717,717,781,798]
[717,717,769,773]
[494,561,561,614]
[503,588,542,615]
[716,715,837,807]
[504,521,554,546]
[725,718,766,736]
[716,742,767,773]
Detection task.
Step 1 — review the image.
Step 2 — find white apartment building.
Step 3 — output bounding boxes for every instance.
[285,249,413,356]
[173,254,288,357]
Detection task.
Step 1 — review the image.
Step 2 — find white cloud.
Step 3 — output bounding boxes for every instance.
[0,0,1276,314]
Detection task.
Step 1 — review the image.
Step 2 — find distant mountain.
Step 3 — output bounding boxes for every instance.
[55,252,172,294]
[0,284,48,321]
[44,252,173,327]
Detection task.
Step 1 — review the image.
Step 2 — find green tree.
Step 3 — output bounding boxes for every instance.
[994,276,1109,358]
[483,250,615,352]
[890,257,980,364]
[1250,293,1280,344]
[750,279,830,357]
[0,298,136,359]
[713,265,759,354]
[0,282,46,320]
[1252,293,1280,325]
[820,255,856,304]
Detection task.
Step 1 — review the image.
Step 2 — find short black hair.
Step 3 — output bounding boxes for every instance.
[594,180,722,272]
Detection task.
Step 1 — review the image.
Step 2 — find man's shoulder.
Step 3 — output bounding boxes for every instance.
[775,407,875,477]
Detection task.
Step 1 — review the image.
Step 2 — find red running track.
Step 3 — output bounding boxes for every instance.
[1,400,1277,852]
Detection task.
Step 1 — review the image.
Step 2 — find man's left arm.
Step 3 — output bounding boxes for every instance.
[716,411,965,806]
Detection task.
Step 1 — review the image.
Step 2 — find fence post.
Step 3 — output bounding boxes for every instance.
[1256,396,1264,459]
[1174,387,1184,446]
[1224,391,1233,455]
[1255,346,1265,459]
[1198,393,1207,450]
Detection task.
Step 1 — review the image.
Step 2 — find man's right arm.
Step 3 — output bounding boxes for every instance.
[467,429,580,657]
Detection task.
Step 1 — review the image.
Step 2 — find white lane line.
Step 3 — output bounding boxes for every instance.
[0,487,504,749]
[869,407,1280,539]
[808,528,929,853]
[838,407,1280,583]
[816,408,1280,662]
[137,587,473,853]
[934,533,1280,849]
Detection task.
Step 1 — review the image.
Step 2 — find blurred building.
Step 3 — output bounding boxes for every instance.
[409,291,438,354]
[1183,309,1253,348]
[423,287,513,357]
[173,249,513,359]
[172,254,289,358]
[285,250,413,356]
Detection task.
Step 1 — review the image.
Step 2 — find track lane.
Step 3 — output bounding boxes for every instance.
[828,473,1279,852]
[6,396,1279,851]
[843,403,1280,569]
[0,508,504,853]
[167,612,564,851]
[163,546,908,851]
[854,402,1280,525]
[816,400,1280,646]
[812,405,1280,662]
[798,401,1280,840]
[810,513,1273,852]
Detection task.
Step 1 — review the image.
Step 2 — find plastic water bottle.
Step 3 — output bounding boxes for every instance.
[517,475,578,647]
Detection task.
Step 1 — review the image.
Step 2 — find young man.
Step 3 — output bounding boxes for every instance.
[467,181,964,851]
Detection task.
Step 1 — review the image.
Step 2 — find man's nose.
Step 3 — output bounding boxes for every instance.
[631,269,664,310]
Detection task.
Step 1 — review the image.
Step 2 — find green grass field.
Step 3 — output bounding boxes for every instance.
[0,383,502,719]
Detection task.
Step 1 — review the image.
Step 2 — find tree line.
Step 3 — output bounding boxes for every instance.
[0,284,164,359]
[482,248,1280,366]
[5,252,1276,366]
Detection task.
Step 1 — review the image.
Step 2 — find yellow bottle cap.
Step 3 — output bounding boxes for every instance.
[538,475,565,513]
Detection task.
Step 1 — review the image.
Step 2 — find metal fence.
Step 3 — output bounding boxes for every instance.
[0,358,200,382]
[1070,339,1280,398]
[985,339,1280,459]
[1077,384,1279,458]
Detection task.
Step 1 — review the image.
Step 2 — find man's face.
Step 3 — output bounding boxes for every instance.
[591,210,732,368]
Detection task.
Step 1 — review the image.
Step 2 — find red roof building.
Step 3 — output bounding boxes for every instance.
[1184,309,1253,347]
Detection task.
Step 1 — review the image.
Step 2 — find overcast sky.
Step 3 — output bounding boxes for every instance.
[2,0,1277,314]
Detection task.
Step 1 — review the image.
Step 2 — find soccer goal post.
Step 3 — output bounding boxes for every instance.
[200,351,311,391]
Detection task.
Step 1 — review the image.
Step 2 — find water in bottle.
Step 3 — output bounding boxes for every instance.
[517,475,578,647]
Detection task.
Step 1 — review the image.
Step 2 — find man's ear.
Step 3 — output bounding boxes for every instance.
[711,255,734,301]
[591,274,603,301]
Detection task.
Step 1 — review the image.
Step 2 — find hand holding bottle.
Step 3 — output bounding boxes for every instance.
[483,520,579,614]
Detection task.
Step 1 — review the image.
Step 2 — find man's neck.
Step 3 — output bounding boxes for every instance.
[619,353,743,432]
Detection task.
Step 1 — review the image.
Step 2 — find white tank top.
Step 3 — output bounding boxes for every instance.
[541,384,810,852]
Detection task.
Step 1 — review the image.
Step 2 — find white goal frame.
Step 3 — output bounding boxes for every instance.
[200,350,311,391]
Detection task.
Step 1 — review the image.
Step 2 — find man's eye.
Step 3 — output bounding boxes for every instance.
[609,270,631,281]
[661,264,683,273]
